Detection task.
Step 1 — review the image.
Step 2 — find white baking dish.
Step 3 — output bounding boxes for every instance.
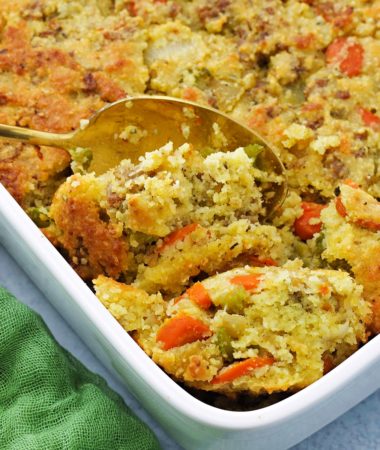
[0,183,379,450]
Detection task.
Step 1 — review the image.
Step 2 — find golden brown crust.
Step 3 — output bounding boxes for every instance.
[53,195,129,280]
[0,142,71,207]
[321,185,380,333]
[50,175,130,280]
[0,10,146,204]
[0,162,27,204]
[353,253,380,334]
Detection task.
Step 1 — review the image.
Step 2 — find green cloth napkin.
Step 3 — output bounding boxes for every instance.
[0,287,161,450]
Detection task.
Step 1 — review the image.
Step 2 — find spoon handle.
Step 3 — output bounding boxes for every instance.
[0,123,73,149]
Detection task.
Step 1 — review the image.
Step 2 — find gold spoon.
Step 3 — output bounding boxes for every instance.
[0,95,287,214]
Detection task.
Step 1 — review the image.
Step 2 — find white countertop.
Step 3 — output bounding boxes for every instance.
[1,244,379,450]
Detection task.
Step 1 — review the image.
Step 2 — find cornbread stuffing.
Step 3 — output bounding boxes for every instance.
[1,0,380,404]
[95,263,370,396]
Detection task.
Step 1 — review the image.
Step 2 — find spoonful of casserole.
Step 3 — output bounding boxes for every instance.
[0,95,286,215]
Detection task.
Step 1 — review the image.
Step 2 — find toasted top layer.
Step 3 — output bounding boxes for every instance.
[2,1,380,205]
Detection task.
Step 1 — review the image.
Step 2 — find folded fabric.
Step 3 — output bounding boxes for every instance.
[0,287,161,450]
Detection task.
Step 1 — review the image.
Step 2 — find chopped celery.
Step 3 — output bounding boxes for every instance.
[70,147,93,173]
[216,327,234,361]
[244,143,264,162]
[200,146,215,158]
[315,232,325,254]
[227,286,248,313]
[27,207,51,228]
[214,285,248,313]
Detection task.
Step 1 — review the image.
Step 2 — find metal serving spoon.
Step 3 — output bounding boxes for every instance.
[0,95,287,214]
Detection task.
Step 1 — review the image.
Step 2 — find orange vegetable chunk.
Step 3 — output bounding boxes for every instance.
[158,223,199,252]
[157,315,211,350]
[335,197,347,217]
[343,179,359,189]
[359,108,380,128]
[230,274,262,291]
[186,282,212,309]
[248,256,278,267]
[326,37,364,77]
[212,357,274,384]
[294,202,326,240]
[355,219,380,232]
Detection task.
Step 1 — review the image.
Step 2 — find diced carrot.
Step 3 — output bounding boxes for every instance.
[316,4,353,29]
[335,197,347,217]
[319,283,330,296]
[321,302,333,312]
[183,87,199,102]
[249,255,278,267]
[158,223,199,252]
[293,202,326,240]
[230,274,262,291]
[186,282,212,309]
[211,357,274,384]
[335,178,359,217]
[343,179,359,189]
[339,136,351,154]
[335,194,380,231]
[247,107,268,129]
[339,43,363,77]
[359,107,380,128]
[332,8,353,29]
[295,33,315,49]
[326,37,364,77]
[156,315,211,350]
[126,0,137,16]
[326,38,345,62]
[354,219,380,232]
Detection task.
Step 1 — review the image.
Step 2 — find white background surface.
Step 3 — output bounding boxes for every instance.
[1,243,379,450]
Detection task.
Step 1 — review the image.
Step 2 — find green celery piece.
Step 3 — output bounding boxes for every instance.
[244,143,264,162]
[27,207,51,228]
[216,327,234,361]
[214,285,248,314]
[200,146,216,157]
[70,147,93,173]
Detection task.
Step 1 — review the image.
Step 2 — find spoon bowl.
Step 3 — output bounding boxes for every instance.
[0,95,287,214]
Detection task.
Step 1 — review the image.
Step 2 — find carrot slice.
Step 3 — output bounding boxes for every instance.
[211,357,274,384]
[326,37,364,77]
[335,181,357,218]
[326,38,346,62]
[156,315,211,350]
[354,219,380,232]
[230,274,262,291]
[359,107,380,128]
[158,223,199,252]
[186,282,212,310]
[248,255,278,267]
[335,197,347,217]
[343,179,359,189]
[295,33,315,49]
[316,4,353,29]
[319,283,330,296]
[335,195,380,231]
[294,202,326,240]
